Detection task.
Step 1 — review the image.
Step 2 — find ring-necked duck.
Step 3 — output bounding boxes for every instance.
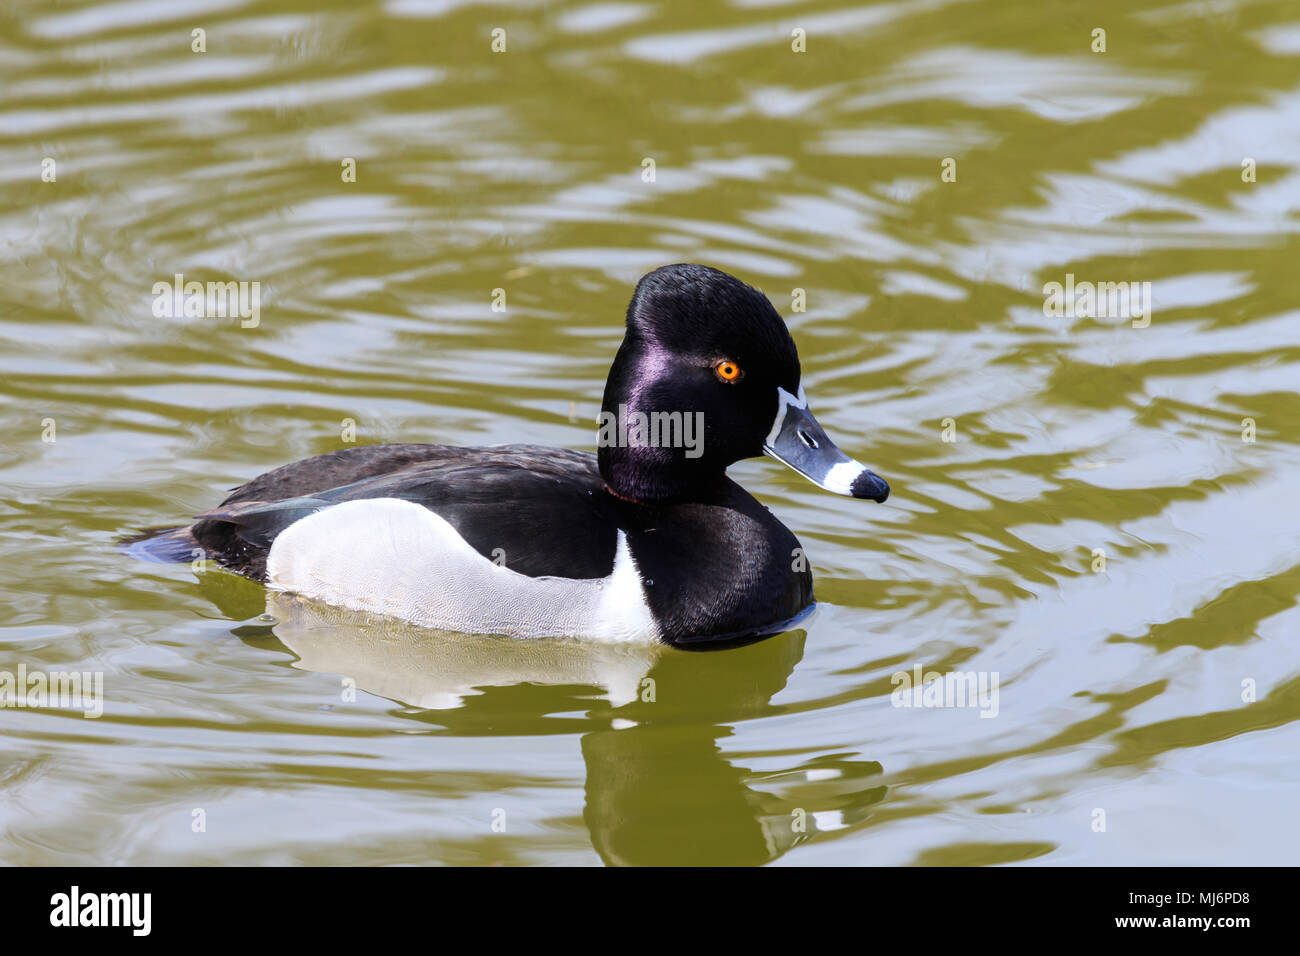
[132,264,889,646]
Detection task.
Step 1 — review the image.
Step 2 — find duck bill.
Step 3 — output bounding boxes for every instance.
[763,388,889,502]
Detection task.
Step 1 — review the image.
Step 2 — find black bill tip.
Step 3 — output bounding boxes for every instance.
[850,470,890,502]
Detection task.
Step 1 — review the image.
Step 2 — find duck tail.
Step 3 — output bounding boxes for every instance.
[118,526,201,564]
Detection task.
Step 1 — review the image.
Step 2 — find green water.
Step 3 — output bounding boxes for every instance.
[2,0,1299,865]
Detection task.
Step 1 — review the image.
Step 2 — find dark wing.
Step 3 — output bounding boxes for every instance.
[218,443,475,505]
[188,444,621,581]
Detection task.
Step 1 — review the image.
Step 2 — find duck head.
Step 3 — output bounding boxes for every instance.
[598,263,890,504]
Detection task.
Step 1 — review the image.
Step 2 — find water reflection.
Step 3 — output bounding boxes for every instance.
[5,0,1300,865]
[237,589,887,865]
[264,590,661,710]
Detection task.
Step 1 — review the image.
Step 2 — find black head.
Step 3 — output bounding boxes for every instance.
[598,264,889,504]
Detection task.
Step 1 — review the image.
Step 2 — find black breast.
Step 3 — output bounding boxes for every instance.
[613,480,812,645]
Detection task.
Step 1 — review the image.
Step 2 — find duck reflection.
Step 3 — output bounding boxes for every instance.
[201,575,886,865]
[578,627,804,866]
[264,590,660,711]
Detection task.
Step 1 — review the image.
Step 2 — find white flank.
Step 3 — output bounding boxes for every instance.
[265,498,660,643]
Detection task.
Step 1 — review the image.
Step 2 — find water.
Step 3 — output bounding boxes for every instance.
[2,0,1299,865]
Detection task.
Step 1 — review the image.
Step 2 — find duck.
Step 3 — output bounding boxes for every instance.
[131,264,889,646]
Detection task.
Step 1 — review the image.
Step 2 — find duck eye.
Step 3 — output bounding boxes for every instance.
[714,360,743,383]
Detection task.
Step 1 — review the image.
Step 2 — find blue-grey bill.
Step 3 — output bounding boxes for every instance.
[762,388,889,502]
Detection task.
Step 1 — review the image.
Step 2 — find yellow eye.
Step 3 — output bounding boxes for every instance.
[714,360,743,383]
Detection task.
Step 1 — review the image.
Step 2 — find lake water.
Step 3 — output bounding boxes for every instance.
[2,0,1299,865]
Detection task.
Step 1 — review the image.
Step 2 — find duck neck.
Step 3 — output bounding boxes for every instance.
[598,441,723,503]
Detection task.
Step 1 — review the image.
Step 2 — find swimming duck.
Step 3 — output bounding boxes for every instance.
[134,264,889,646]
